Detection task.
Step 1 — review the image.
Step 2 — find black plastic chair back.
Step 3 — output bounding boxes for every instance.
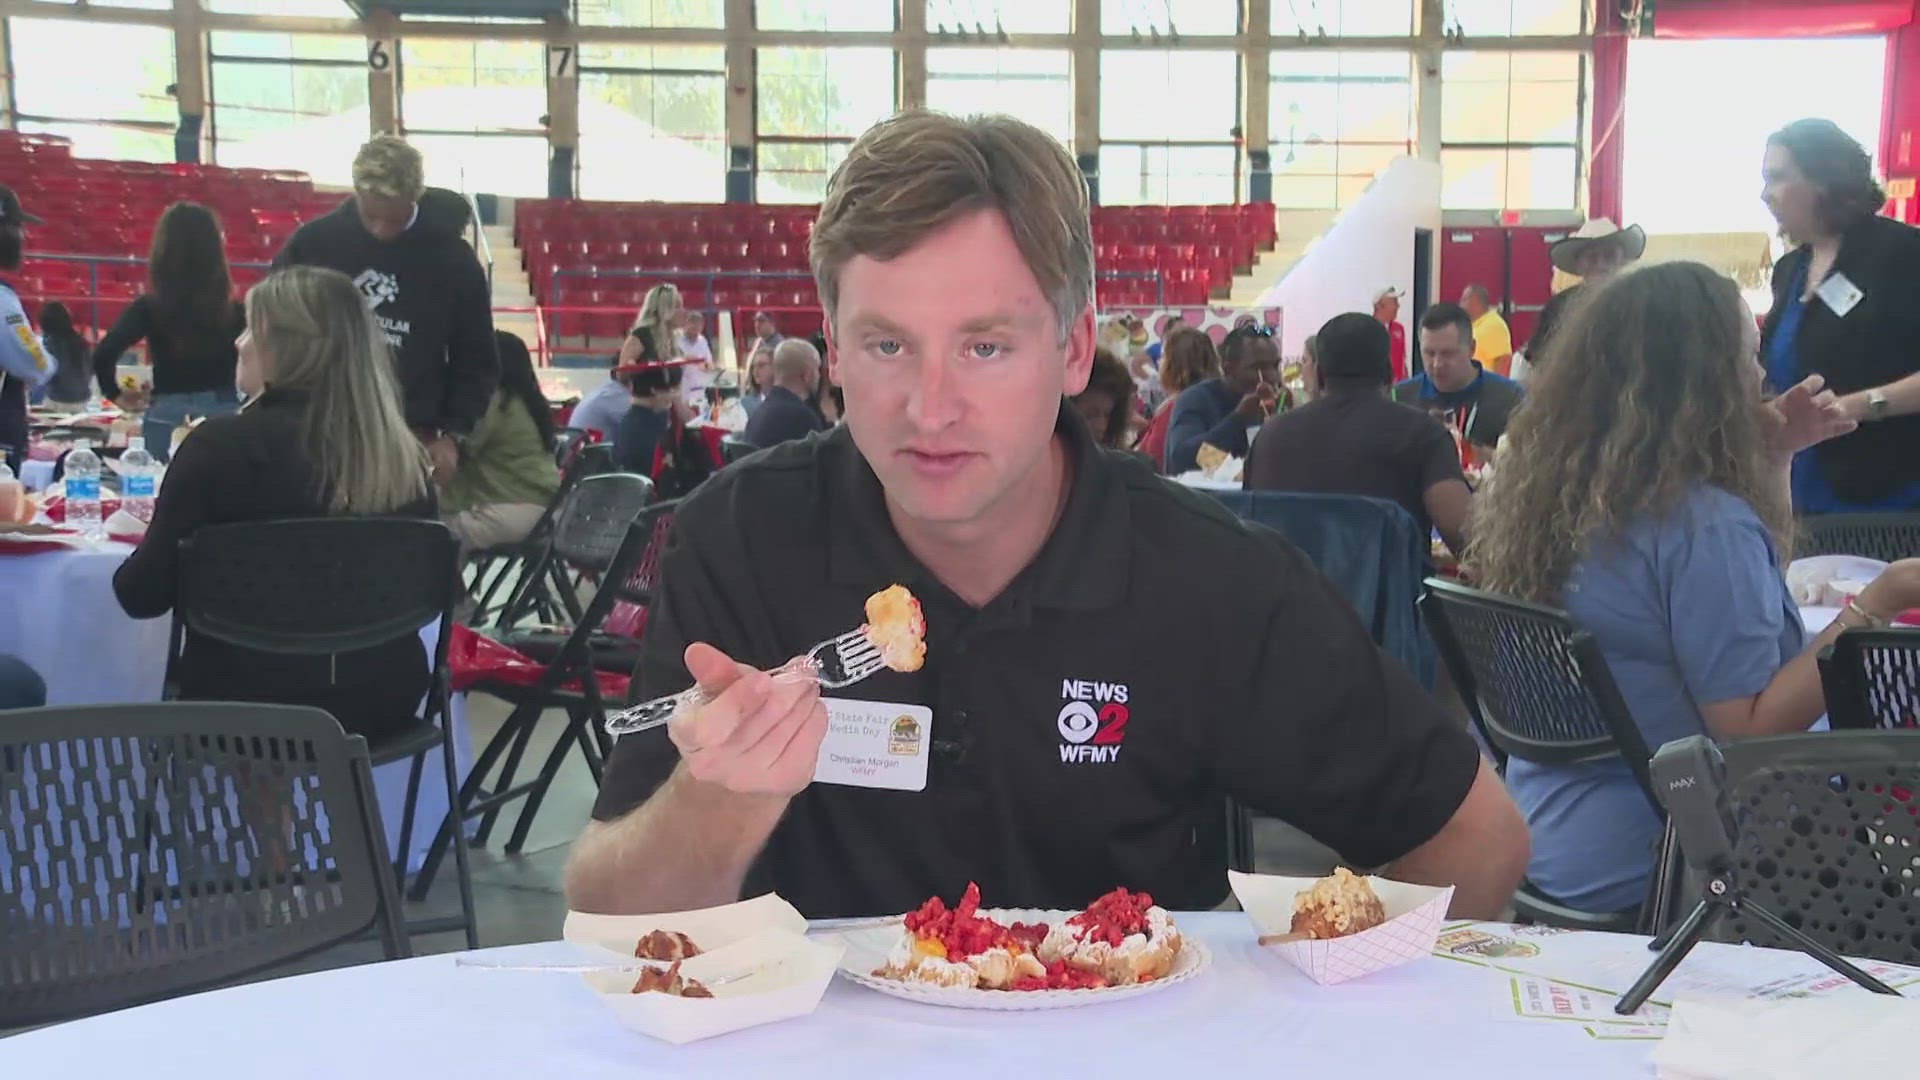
[1713,730,1920,964]
[1819,628,1920,730]
[721,435,758,464]
[613,501,679,607]
[553,427,589,468]
[1422,577,1658,811]
[174,518,457,658]
[1797,512,1920,563]
[550,472,655,573]
[0,703,409,1028]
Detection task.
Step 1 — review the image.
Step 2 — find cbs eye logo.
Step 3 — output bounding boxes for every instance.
[1057,701,1099,744]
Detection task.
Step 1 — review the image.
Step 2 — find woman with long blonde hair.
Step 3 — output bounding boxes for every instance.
[1467,260,1920,916]
[618,282,683,369]
[114,265,437,739]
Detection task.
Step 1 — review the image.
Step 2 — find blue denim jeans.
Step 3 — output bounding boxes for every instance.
[145,388,240,462]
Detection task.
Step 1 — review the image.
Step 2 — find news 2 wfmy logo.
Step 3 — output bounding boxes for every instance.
[1056,678,1129,764]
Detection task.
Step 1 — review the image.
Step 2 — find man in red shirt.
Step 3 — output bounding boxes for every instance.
[1373,286,1408,383]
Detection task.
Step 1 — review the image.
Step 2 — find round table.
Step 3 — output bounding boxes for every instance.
[0,914,1682,1077]
[0,543,472,873]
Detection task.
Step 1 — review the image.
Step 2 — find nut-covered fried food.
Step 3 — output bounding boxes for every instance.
[631,960,713,998]
[1289,867,1387,940]
[635,929,701,962]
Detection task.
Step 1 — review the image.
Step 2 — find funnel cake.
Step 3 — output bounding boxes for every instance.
[876,883,1180,992]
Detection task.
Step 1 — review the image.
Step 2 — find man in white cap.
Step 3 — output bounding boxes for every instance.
[1527,218,1646,369]
[1372,286,1408,382]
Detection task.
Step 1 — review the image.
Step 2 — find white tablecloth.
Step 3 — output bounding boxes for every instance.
[0,544,472,872]
[0,914,1668,1077]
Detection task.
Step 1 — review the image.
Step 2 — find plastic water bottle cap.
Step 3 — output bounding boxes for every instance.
[127,436,146,453]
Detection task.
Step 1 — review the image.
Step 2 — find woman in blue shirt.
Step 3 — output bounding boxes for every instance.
[1468,260,1920,915]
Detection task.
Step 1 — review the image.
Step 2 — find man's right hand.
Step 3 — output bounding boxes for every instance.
[1234,386,1275,421]
[669,642,828,798]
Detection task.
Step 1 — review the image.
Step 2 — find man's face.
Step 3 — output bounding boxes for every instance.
[686,312,704,337]
[755,315,776,339]
[1459,289,1486,318]
[356,191,415,243]
[827,208,1093,532]
[1421,323,1476,393]
[1223,335,1280,396]
[1575,245,1627,280]
[1374,296,1399,323]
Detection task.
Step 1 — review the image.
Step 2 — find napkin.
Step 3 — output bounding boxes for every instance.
[104,509,147,539]
[1651,994,1916,1077]
[1785,556,1888,607]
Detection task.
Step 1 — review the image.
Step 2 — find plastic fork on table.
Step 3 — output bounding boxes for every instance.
[454,955,755,986]
[602,625,886,738]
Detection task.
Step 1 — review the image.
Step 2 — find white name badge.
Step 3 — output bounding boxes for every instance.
[1816,272,1864,317]
[813,697,931,792]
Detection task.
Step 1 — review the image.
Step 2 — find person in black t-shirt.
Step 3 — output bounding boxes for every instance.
[565,114,1526,921]
[90,202,245,461]
[1247,313,1473,556]
[274,135,499,485]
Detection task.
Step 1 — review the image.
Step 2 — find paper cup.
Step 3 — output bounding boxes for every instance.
[579,928,843,1045]
[1230,871,1454,986]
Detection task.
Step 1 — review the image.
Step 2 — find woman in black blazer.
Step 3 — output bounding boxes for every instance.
[114,266,437,740]
[1760,118,1920,512]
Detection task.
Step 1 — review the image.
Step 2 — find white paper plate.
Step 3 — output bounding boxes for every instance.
[829,907,1210,1010]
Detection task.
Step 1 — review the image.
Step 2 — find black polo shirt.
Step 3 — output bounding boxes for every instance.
[592,406,1482,918]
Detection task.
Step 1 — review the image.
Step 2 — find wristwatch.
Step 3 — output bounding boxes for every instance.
[1866,389,1890,420]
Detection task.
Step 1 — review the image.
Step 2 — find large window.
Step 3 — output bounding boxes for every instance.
[1443,0,1585,37]
[205,0,348,13]
[757,0,895,32]
[578,44,727,202]
[210,32,370,184]
[1102,0,1238,35]
[575,0,724,27]
[930,0,1070,34]
[10,19,176,162]
[1272,0,1413,35]
[1268,50,1412,208]
[1100,50,1240,203]
[1440,51,1582,210]
[401,40,548,196]
[1625,37,1885,236]
[756,46,896,203]
[926,49,1071,145]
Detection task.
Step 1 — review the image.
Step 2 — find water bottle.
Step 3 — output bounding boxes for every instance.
[121,436,158,523]
[65,440,104,538]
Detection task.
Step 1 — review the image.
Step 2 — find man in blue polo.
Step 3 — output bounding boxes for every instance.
[1393,301,1524,462]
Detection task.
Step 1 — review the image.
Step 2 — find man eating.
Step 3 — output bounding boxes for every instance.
[566,111,1527,920]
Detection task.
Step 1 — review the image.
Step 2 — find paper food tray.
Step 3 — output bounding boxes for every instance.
[564,894,838,1045]
[1230,871,1453,986]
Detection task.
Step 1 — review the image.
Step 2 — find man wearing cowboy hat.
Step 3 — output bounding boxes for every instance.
[1528,218,1646,369]
[0,185,53,475]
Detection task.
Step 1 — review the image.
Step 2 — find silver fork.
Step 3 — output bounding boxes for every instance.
[602,626,887,738]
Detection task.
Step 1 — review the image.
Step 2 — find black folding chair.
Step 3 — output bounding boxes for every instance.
[410,484,664,900]
[552,427,589,466]
[168,517,477,948]
[1709,729,1920,965]
[0,703,409,1028]
[1797,512,1920,563]
[1819,628,1920,730]
[1421,577,1664,932]
[469,441,617,627]
[721,434,758,464]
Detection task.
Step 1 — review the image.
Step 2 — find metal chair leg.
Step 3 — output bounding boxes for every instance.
[392,750,426,884]
[504,707,586,855]
[473,702,542,846]
[435,700,480,950]
[411,707,523,903]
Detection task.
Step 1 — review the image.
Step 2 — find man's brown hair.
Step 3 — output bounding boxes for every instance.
[810,110,1093,342]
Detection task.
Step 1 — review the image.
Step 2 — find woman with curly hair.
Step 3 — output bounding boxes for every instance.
[1071,347,1138,449]
[1467,260,1920,916]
